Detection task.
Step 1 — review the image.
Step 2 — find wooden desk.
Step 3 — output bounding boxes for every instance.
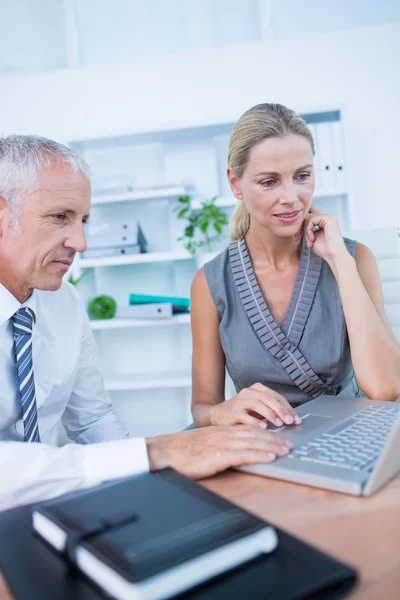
[201,472,400,600]
[1,473,399,600]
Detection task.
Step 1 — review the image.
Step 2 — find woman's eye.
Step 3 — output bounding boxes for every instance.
[297,172,310,181]
[261,179,275,187]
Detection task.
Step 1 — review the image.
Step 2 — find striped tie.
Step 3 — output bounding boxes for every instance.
[12,307,40,443]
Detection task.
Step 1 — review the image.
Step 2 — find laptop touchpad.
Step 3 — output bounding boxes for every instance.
[269,414,334,435]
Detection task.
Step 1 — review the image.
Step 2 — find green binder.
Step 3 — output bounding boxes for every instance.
[129,294,190,311]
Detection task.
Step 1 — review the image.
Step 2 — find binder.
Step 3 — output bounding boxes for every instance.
[129,294,190,311]
[32,471,277,600]
[84,222,148,254]
[307,123,323,187]
[83,245,141,259]
[331,120,346,192]
[315,122,335,192]
[116,303,189,319]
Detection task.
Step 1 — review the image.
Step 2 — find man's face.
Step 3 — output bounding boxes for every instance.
[0,162,90,301]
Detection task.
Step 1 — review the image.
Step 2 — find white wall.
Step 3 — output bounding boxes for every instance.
[1,22,399,230]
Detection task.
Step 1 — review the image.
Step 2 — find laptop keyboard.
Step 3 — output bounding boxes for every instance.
[288,405,399,472]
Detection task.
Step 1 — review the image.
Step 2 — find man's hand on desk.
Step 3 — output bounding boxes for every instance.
[146,426,293,479]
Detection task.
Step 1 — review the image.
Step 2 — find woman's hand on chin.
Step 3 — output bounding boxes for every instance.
[302,204,349,264]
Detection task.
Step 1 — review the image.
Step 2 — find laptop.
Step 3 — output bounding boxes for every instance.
[238,396,400,496]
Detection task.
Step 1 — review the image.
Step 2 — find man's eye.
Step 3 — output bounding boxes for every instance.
[52,214,67,221]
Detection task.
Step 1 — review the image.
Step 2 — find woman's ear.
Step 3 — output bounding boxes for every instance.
[227,168,244,201]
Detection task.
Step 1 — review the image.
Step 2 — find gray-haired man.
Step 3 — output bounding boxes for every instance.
[0,135,291,512]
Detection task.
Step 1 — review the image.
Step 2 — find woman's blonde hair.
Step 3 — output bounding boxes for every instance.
[228,103,314,241]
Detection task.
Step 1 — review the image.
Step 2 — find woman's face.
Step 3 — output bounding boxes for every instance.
[228,134,315,237]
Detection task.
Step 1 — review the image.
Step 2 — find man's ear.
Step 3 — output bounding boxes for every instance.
[226,168,244,201]
[0,196,6,236]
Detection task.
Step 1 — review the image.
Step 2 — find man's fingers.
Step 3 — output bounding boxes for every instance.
[227,430,293,456]
[227,449,278,466]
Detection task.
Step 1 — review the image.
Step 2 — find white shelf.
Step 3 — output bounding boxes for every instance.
[91,314,191,330]
[104,373,192,391]
[192,196,237,210]
[79,250,192,268]
[91,185,187,205]
[314,190,347,198]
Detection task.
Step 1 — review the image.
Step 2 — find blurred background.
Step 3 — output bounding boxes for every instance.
[1,0,399,438]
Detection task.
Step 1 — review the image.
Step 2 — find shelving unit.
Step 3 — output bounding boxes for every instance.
[104,373,191,392]
[79,250,192,269]
[91,184,187,206]
[90,314,191,330]
[70,109,350,437]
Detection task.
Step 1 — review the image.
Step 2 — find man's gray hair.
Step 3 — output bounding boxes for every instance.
[0,135,90,228]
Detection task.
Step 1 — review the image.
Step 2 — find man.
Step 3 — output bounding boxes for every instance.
[0,135,291,512]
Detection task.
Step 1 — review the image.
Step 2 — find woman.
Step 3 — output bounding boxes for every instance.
[191,103,400,430]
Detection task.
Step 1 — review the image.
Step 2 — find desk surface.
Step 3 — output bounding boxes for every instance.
[1,472,399,600]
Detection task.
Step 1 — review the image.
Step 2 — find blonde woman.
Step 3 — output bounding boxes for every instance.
[191,103,400,430]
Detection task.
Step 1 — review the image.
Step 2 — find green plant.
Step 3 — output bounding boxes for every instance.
[174,195,228,255]
[68,270,92,287]
[89,295,117,320]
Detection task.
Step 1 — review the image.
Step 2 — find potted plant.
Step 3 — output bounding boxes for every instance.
[174,195,228,267]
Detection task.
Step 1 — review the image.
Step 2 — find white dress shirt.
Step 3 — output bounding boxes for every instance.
[0,281,149,512]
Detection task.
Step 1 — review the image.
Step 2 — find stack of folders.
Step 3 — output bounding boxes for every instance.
[83,221,148,259]
[116,294,190,319]
[33,470,278,600]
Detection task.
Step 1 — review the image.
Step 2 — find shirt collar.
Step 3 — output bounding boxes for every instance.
[0,283,37,326]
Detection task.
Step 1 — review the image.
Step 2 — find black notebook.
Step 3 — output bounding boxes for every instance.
[32,470,277,600]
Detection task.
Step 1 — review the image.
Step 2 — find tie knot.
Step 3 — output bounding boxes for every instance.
[12,307,35,335]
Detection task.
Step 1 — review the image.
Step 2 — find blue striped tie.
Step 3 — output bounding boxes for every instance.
[12,307,40,443]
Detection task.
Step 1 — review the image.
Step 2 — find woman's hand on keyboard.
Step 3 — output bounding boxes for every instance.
[210,383,302,429]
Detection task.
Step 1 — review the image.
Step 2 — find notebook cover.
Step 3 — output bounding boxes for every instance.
[0,472,358,600]
[34,471,269,583]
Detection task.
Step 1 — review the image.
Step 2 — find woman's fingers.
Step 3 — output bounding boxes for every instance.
[249,384,301,424]
[245,397,287,426]
[237,411,268,429]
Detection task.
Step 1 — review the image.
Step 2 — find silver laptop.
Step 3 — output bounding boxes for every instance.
[238,396,400,496]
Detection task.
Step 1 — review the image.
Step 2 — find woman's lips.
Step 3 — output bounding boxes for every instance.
[274,210,301,224]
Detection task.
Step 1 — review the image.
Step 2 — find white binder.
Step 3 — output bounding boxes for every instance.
[116,303,174,319]
[315,122,335,192]
[85,221,139,249]
[307,123,322,188]
[331,120,346,192]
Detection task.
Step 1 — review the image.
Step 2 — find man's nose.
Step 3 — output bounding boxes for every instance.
[65,224,87,253]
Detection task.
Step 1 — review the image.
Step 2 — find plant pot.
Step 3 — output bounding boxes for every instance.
[195,251,219,269]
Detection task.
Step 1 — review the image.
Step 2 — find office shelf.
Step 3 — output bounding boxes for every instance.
[91,184,187,205]
[191,196,237,210]
[104,373,192,391]
[79,250,192,268]
[90,314,191,330]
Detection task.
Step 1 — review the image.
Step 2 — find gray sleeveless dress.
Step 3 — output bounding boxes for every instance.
[204,236,362,407]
